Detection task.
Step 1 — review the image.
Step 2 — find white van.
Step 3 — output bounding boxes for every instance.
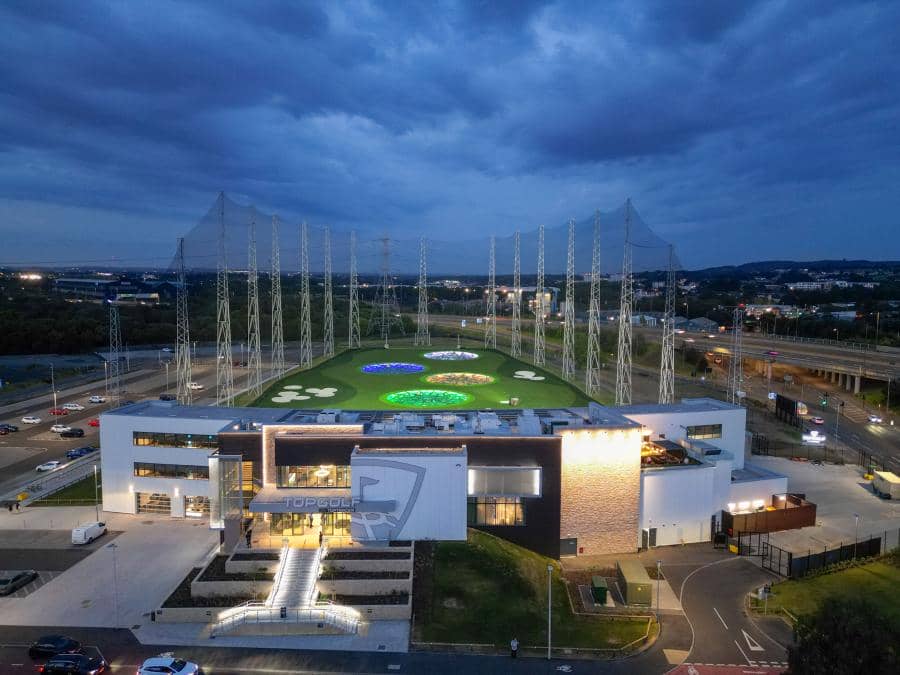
[71,521,106,545]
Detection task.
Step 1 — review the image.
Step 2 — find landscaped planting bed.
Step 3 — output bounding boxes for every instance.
[326,570,411,580]
[198,554,274,581]
[161,568,265,608]
[327,551,411,561]
[320,592,410,605]
[230,552,280,561]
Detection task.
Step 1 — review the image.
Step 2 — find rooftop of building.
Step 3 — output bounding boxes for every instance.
[615,397,742,415]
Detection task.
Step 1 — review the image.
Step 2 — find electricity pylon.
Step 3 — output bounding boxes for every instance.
[270,216,285,378]
[415,236,430,346]
[562,219,576,380]
[246,215,262,397]
[728,306,744,405]
[348,230,361,349]
[108,301,123,407]
[323,226,335,358]
[510,230,522,357]
[299,221,312,369]
[215,192,235,406]
[533,224,546,366]
[484,236,497,349]
[659,244,676,404]
[368,237,404,345]
[615,199,633,406]
[585,211,603,396]
[174,237,192,404]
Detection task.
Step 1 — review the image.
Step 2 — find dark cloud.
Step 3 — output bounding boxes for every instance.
[0,0,898,268]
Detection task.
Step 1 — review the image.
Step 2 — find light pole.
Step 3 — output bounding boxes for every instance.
[103,361,109,395]
[50,364,58,409]
[108,542,120,627]
[656,561,662,622]
[854,513,859,558]
[164,362,170,394]
[546,563,553,660]
[93,464,100,521]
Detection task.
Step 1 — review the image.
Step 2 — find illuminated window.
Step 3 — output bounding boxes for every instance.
[133,432,217,449]
[685,424,722,440]
[467,467,541,497]
[467,497,525,526]
[275,465,350,488]
[133,462,209,480]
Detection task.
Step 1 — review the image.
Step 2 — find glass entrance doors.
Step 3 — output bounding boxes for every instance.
[321,512,351,536]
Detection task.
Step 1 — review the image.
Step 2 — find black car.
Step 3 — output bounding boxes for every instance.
[66,447,89,459]
[0,570,38,596]
[28,635,82,658]
[0,423,18,432]
[60,428,85,438]
[40,653,107,674]
[159,394,177,401]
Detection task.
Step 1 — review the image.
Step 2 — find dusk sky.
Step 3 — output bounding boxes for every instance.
[1,0,898,270]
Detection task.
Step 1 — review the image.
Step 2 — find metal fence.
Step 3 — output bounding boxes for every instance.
[750,434,889,472]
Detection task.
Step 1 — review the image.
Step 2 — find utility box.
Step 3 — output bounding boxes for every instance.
[873,471,900,499]
[591,576,608,604]
[616,560,652,606]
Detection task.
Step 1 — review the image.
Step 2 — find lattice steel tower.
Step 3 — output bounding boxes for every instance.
[108,301,123,406]
[174,237,192,404]
[585,211,603,396]
[533,224,546,366]
[215,192,235,406]
[246,215,262,397]
[415,236,430,346]
[298,222,312,369]
[348,230,361,349]
[659,244,676,404]
[562,219,576,381]
[270,216,285,378]
[510,230,522,357]
[368,237,404,345]
[728,306,744,405]
[323,226,335,358]
[484,236,497,349]
[615,199,634,406]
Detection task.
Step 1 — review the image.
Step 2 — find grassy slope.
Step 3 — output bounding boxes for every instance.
[31,472,101,505]
[253,347,593,409]
[419,529,649,649]
[756,556,900,623]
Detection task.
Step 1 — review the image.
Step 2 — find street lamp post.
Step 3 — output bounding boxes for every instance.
[103,361,109,395]
[108,542,120,627]
[93,464,100,522]
[164,362,170,394]
[49,364,58,410]
[547,564,553,660]
[854,513,860,559]
[656,561,662,622]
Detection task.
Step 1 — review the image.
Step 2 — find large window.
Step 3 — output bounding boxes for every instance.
[133,432,218,449]
[467,497,526,526]
[685,424,722,440]
[468,467,541,497]
[134,462,209,480]
[276,465,350,488]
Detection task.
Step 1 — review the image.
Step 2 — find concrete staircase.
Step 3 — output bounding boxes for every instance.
[267,547,320,609]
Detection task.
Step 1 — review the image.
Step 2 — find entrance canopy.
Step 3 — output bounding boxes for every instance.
[249,486,395,514]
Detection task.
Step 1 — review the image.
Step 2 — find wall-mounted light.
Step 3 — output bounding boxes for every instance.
[315,465,332,478]
[727,502,736,512]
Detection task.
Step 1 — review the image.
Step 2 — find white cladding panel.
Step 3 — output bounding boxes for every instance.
[640,466,715,546]
[100,412,226,515]
[728,475,788,508]
[350,453,467,542]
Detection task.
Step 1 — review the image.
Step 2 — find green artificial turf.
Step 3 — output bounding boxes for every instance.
[253,347,594,409]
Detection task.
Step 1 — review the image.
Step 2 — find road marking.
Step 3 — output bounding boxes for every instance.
[734,639,753,666]
[742,629,765,652]
[713,607,729,630]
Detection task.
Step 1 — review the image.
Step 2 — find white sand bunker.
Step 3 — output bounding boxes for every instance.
[271,385,338,403]
[513,370,545,381]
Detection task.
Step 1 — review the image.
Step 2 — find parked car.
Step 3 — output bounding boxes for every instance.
[88,395,105,404]
[28,635,82,658]
[87,418,100,427]
[868,414,883,424]
[38,653,108,674]
[66,447,88,459]
[61,428,85,438]
[0,423,19,432]
[811,416,825,425]
[0,427,7,435]
[159,394,177,401]
[62,402,85,411]
[187,382,204,390]
[0,570,38,596]
[161,347,174,353]
[51,424,72,433]
[36,460,61,472]
[138,654,202,674]
[22,415,42,424]
[72,522,106,545]
[49,408,69,416]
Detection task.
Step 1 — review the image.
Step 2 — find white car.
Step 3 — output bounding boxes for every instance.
[187,382,204,391]
[21,415,42,424]
[50,424,72,433]
[62,402,85,411]
[868,414,883,424]
[36,460,61,472]
[138,654,202,674]
[88,395,106,404]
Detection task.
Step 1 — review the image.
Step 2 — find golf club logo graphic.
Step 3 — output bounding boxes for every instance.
[350,458,426,541]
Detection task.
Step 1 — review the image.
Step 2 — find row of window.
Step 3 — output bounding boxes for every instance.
[133,462,209,480]
[275,465,351,488]
[133,431,218,449]
[467,467,541,497]
[685,424,723,440]
[467,497,525,526]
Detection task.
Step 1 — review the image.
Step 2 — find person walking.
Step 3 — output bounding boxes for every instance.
[510,636,519,658]
[15,501,19,511]
[245,529,252,549]
[318,530,324,547]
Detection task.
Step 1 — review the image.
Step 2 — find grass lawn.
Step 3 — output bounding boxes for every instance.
[751,555,900,622]
[416,529,652,651]
[253,346,594,410]
[31,472,101,506]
